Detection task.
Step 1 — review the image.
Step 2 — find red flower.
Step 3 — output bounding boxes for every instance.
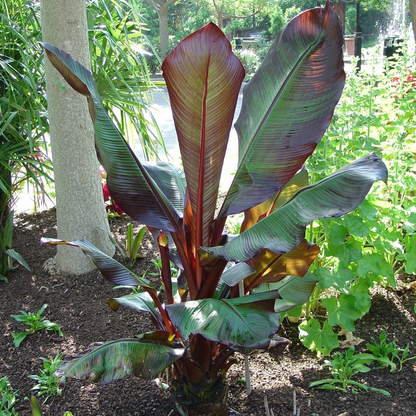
[102,182,124,215]
[102,182,111,201]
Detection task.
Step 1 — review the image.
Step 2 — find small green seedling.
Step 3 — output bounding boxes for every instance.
[0,376,19,415]
[29,352,64,404]
[150,257,178,278]
[110,224,146,269]
[366,330,416,372]
[11,304,63,347]
[310,346,390,395]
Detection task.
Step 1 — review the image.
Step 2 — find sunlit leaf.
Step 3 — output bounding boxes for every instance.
[204,153,388,262]
[56,337,185,383]
[162,23,245,246]
[219,3,345,217]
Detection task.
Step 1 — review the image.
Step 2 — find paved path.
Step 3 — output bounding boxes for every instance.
[141,85,242,191]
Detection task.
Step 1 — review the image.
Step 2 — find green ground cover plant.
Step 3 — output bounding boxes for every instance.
[40,4,387,414]
[310,330,415,395]
[0,376,19,415]
[294,37,416,356]
[29,352,63,404]
[366,330,416,371]
[309,345,390,395]
[11,304,62,347]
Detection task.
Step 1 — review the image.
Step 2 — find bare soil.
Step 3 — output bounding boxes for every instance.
[1,208,416,416]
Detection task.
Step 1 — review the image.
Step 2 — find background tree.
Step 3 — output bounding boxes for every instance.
[40,0,114,274]
[143,0,181,52]
[411,0,416,41]
[194,0,270,30]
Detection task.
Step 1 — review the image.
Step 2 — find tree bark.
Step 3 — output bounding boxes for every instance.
[410,0,416,46]
[145,0,180,52]
[159,3,170,52]
[40,0,114,274]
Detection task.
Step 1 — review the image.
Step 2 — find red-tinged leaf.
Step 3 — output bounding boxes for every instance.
[40,237,154,290]
[41,42,181,233]
[205,153,388,262]
[245,240,320,292]
[219,3,345,217]
[241,167,309,232]
[42,45,90,96]
[162,23,245,246]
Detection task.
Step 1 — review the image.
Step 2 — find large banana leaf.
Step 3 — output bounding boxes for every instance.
[56,336,185,383]
[219,3,345,217]
[204,153,388,261]
[166,274,316,349]
[109,292,164,329]
[41,42,180,233]
[162,23,245,246]
[40,238,153,290]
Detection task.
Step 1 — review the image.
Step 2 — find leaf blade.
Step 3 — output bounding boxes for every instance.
[220,4,345,217]
[204,153,388,262]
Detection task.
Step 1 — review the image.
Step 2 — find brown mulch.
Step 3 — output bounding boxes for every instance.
[1,208,416,416]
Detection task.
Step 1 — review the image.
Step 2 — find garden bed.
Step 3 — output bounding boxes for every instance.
[1,208,415,416]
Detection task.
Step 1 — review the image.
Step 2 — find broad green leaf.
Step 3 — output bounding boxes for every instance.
[204,153,388,262]
[56,337,185,383]
[326,236,363,265]
[40,238,154,290]
[326,223,349,246]
[349,277,372,314]
[167,295,281,349]
[314,267,336,290]
[316,266,356,291]
[167,275,317,348]
[41,42,181,233]
[12,332,28,348]
[404,252,416,274]
[344,215,371,238]
[322,295,362,332]
[357,253,394,282]
[220,4,345,217]
[299,318,338,357]
[162,23,245,245]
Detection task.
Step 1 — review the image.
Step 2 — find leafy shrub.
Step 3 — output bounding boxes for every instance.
[0,376,18,415]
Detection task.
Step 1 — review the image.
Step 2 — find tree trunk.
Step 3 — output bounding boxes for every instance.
[158,4,170,53]
[410,0,416,46]
[40,0,114,274]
